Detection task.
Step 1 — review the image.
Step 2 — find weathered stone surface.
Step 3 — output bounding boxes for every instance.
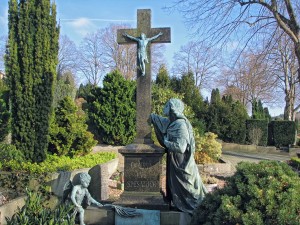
[88,164,109,202]
[117,144,168,210]
[119,144,165,192]
[48,159,118,201]
[289,147,300,157]
[85,207,115,225]
[0,196,26,225]
[117,9,171,144]
[113,192,169,210]
[85,207,191,225]
[197,160,232,175]
[50,168,89,197]
[115,208,160,225]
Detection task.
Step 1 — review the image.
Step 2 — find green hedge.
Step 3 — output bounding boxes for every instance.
[1,152,116,174]
[246,119,268,146]
[269,121,296,147]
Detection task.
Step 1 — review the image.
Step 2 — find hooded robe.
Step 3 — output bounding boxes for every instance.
[151,98,207,214]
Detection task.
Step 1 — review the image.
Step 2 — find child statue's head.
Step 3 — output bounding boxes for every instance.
[79,172,91,188]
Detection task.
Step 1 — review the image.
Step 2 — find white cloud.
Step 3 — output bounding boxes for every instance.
[60,17,135,37]
[63,17,98,37]
[68,18,93,28]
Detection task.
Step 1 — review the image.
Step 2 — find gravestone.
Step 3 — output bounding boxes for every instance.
[116,9,171,210]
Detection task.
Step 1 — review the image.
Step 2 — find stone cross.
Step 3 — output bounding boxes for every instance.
[117,9,171,144]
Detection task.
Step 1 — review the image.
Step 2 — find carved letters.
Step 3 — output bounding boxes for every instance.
[125,158,160,191]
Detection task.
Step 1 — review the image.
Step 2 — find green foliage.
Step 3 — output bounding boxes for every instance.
[0,172,48,199]
[152,85,210,151]
[155,64,170,88]
[252,99,272,121]
[2,152,116,174]
[246,119,268,146]
[76,83,95,100]
[49,97,97,157]
[151,84,201,129]
[53,71,76,108]
[6,0,59,162]
[0,79,10,142]
[290,157,300,170]
[269,120,296,147]
[6,190,75,225]
[168,72,207,133]
[191,161,300,225]
[172,72,204,113]
[152,84,184,115]
[194,132,222,164]
[206,90,248,143]
[0,143,24,167]
[88,70,136,145]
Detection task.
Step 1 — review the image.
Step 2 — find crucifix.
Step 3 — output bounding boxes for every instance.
[117,9,171,144]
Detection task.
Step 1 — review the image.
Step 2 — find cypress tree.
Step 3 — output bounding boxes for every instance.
[252,99,271,121]
[0,79,10,142]
[5,0,59,162]
[155,64,170,88]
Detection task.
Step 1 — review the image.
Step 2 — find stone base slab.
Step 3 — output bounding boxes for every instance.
[85,207,191,225]
[113,191,169,210]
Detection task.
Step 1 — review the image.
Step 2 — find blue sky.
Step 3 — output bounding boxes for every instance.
[0,0,189,68]
[0,0,284,116]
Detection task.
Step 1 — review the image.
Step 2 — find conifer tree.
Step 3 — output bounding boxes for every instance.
[88,70,136,145]
[206,90,248,143]
[5,0,59,162]
[252,99,271,121]
[0,79,10,142]
[155,64,170,88]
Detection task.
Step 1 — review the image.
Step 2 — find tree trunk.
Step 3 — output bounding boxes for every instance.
[296,43,300,82]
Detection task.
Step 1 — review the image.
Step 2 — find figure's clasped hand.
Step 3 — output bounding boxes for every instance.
[97,202,103,208]
[163,136,169,147]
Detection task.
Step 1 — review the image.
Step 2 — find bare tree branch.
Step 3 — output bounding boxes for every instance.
[172,40,219,91]
[57,35,78,78]
[167,0,300,81]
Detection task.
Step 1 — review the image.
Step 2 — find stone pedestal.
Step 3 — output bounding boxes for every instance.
[114,144,169,210]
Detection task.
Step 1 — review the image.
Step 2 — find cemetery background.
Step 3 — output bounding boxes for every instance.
[0,0,300,224]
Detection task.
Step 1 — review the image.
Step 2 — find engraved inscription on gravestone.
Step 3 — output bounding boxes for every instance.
[125,156,161,192]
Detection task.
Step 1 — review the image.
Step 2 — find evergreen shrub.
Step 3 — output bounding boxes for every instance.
[151,85,200,144]
[191,161,300,225]
[246,119,268,146]
[88,70,136,145]
[0,144,24,168]
[49,97,97,157]
[205,90,248,144]
[6,0,59,162]
[269,120,296,147]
